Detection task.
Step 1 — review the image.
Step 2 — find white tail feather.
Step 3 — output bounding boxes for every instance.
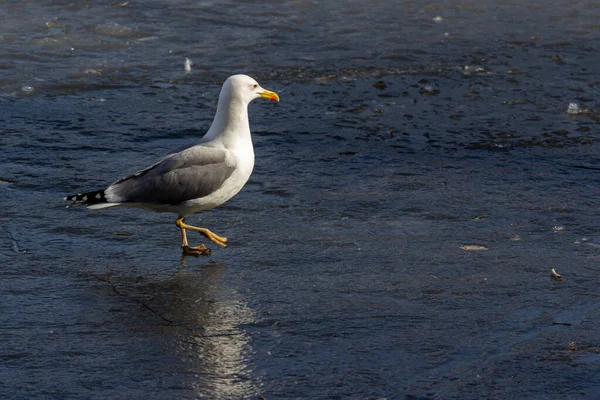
[87,203,120,210]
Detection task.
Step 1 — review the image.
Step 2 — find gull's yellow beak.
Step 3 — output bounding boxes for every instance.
[258,89,280,102]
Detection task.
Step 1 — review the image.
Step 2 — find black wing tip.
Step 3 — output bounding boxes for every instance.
[65,190,107,204]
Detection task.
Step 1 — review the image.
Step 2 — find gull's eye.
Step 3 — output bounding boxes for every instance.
[252,84,258,89]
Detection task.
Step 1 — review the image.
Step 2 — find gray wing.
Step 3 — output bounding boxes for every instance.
[106,145,235,205]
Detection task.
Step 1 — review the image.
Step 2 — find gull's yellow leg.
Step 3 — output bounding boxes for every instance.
[176,216,227,247]
[177,217,212,256]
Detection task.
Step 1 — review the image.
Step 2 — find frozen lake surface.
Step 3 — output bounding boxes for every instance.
[2,1,600,399]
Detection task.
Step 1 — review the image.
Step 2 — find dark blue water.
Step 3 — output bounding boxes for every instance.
[2,1,600,399]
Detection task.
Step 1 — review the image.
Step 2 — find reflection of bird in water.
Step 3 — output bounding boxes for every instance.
[65,75,279,256]
[145,263,260,398]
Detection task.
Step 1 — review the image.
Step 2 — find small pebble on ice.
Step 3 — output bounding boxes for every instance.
[567,102,580,115]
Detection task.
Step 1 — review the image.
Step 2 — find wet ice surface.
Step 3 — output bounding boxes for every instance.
[2,1,600,399]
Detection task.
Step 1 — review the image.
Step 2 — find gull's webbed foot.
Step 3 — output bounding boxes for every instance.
[199,229,227,247]
[176,217,228,248]
[182,244,212,257]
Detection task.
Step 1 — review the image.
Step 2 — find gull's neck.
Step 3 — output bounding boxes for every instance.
[204,96,251,149]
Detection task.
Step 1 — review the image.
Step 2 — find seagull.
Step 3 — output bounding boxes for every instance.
[65,74,279,256]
